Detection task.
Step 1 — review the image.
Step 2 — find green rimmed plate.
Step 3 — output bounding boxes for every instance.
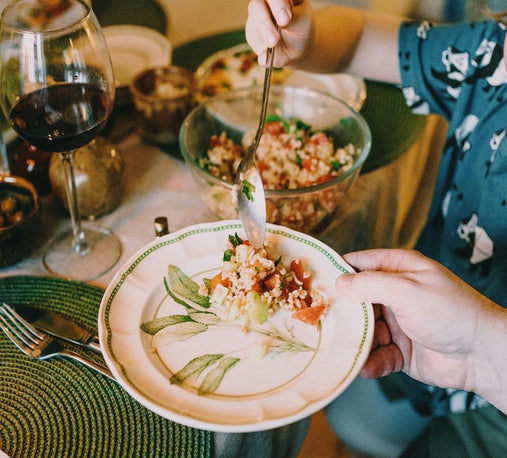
[98,220,374,432]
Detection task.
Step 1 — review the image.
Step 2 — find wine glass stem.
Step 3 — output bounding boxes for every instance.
[59,151,90,255]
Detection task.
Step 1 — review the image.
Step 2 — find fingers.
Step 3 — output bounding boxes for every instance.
[267,0,294,27]
[360,344,404,379]
[371,316,391,349]
[335,249,433,307]
[335,269,412,309]
[247,0,289,50]
[343,248,430,273]
[247,0,304,50]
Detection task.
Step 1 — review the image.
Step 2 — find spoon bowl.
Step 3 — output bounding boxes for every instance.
[234,46,275,248]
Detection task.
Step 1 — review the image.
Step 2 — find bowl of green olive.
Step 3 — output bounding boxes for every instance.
[0,174,41,267]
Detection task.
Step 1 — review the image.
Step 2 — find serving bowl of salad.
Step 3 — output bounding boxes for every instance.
[179,85,371,234]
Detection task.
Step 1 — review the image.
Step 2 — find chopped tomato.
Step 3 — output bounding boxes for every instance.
[290,259,312,290]
[302,158,315,172]
[309,132,330,145]
[250,280,262,293]
[209,135,221,148]
[292,305,327,326]
[264,121,285,136]
[209,272,230,290]
[263,272,280,291]
[257,160,267,174]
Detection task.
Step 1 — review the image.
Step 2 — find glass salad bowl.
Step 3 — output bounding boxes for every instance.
[179,85,371,235]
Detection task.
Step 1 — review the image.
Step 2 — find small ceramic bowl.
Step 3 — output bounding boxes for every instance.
[129,65,196,145]
[0,174,41,268]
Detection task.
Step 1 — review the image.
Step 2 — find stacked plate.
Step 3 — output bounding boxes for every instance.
[194,43,367,112]
[103,25,172,105]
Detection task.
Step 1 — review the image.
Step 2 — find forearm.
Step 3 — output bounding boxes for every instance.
[294,6,402,84]
[470,302,507,414]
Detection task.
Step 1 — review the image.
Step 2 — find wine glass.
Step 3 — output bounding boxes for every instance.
[0,0,121,281]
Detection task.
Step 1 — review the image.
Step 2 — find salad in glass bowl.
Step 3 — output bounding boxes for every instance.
[179,85,371,235]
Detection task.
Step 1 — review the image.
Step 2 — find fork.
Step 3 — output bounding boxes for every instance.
[0,303,115,382]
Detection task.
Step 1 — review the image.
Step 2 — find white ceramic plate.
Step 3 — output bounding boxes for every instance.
[103,25,172,104]
[98,220,373,432]
[195,43,367,111]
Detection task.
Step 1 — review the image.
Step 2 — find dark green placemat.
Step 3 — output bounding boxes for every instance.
[172,30,427,173]
[92,0,168,35]
[173,29,247,73]
[0,275,211,458]
[359,80,426,173]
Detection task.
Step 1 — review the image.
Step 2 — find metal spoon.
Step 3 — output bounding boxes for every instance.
[235,46,276,249]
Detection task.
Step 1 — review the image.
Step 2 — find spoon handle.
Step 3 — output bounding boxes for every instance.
[249,46,276,155]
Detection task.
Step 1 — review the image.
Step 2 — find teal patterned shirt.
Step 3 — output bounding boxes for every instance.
[398,19,507,413]
[400,20,507,308]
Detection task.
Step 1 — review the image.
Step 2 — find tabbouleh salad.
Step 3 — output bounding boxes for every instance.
[200,115,356,190]
[199,233,330,327]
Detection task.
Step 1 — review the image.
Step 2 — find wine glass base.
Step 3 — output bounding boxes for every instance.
[42,226,122,282]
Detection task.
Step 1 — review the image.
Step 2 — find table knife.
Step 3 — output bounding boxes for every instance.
[12,303,102,354]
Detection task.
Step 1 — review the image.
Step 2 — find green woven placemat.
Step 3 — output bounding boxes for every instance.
[92,0,168,35]
[172,30,427,173]
[359,80,426,173]
[0,276,211,458]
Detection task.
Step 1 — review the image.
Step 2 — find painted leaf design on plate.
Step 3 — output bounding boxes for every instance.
[198,357,240,395]
[167,264,210,308]
[140,314,194,335]
[188,310,221,324]
[152,320,208,347]
[164,277,194,310]
[170,354,224,385]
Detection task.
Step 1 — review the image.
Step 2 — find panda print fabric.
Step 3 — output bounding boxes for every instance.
[399,20,507,308]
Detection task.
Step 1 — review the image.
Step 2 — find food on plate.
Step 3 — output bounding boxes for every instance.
[199,233,330,327]
[198,47,291,98]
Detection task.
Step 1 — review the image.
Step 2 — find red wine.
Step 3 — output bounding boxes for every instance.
[9,83,112,152]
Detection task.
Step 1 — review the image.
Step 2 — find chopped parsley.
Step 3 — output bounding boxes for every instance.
[295,152,302,167]
[241,179,255,202]
[296,119,311,131]
[265,114,281,123]
[228,233,244,247]
[331,161,344,171]
[223,249,234,261]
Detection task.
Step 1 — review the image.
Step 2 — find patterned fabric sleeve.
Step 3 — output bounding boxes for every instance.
[399,20,507,120]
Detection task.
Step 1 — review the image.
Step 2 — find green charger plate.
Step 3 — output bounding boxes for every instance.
[0,275,211,458]
[172,30,426,174]
[92,0,168,35]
